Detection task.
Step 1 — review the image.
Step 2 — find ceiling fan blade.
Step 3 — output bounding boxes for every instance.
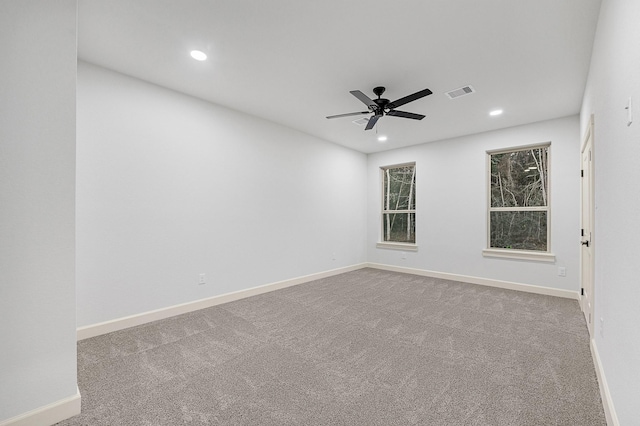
[388,88,433,109]
[326,111,370,119]
[386,110,426,120]
[350,90,377,108]
[365,115,380,130]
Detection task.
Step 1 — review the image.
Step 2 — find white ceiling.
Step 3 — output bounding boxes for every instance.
[78,0,602,154]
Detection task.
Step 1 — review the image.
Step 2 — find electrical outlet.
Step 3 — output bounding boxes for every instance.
[558,267,566,277]
[198,273,206,285]
[600,317,604,337]
[332,252,336,261]
[401,251,407,260]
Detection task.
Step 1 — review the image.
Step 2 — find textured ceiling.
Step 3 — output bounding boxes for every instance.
[78,0,602,153]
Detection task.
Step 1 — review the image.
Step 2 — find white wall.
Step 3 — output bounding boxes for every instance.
[76,62,367,327]
[0,0,78,422]
[367,116,581,291]
[580,0,640,423]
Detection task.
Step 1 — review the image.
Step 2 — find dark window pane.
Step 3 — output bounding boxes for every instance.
[490,148,548,208]
[490,211,547,251]
[383,212,415,243]
[383,166,416,210]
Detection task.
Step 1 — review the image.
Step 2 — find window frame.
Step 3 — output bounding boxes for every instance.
[482,143,555,262]
[376,162,418,251]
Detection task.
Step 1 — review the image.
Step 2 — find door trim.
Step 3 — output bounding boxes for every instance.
[580,115,595,336]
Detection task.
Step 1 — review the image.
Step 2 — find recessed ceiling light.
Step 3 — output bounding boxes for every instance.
[489,109,503,116]
[190,50,207,61]
[377,136,388,142]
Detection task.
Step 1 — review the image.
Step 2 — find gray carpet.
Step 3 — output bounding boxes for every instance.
[57,268,606,425]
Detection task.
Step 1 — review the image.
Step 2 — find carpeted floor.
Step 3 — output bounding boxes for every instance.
[57,268,606,425]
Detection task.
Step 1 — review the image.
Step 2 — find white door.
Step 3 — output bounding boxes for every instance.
[580,117,595,336]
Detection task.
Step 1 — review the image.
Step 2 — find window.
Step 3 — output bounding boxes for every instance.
[484,144,554,261]
[379,163,416,247]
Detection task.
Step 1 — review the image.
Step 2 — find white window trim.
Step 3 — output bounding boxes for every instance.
[486,143,554,261]
[482,248,555,262]
[376,242,419,251]
[379,162,417,248]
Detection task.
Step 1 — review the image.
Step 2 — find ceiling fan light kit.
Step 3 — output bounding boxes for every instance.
[326,86,432,131]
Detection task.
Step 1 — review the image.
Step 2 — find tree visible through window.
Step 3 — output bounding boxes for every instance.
[382,163,416,244]
[489,145,549,251]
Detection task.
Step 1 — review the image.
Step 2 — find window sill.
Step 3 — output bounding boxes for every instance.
[376,242,418,251]
[482,248,555,263]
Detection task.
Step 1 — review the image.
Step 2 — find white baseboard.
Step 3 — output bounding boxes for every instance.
[0,388,80,426]
[590,338,619,426]
[366,263,579,300]
[77,263,367,340]
[78,262,579,340]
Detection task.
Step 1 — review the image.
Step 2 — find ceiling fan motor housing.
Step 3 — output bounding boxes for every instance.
[371,87,389,114]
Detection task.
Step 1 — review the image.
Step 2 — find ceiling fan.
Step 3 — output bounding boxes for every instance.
[326,86,433,130]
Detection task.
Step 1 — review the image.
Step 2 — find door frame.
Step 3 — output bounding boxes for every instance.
[580,115,595,336]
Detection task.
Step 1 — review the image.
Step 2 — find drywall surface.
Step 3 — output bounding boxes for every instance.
[76,62,367,327]
[0,0,78,421]
[580,0,640,422]
[367,116,581,291]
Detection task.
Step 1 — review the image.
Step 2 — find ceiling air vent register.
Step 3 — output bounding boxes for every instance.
[352,117,370,126]
[445,85,475,99]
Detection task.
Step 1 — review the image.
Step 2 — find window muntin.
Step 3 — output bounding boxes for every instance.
[488,145,549,252]
[382,164,416,244]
